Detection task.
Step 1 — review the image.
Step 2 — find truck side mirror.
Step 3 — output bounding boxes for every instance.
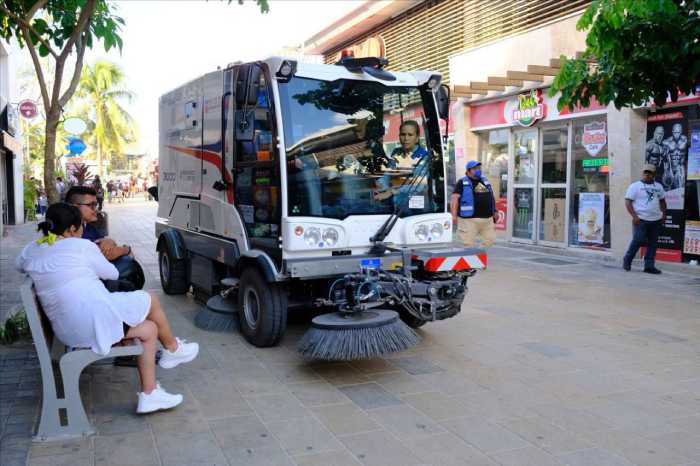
[248,67,262,106]
[235,109,254,141]
[147,186,158,202]
[235,64,250,107]
[437,84,450,121]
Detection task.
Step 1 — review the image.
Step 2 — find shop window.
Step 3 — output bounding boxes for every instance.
[478,129,509,232]
[569,117,610,248]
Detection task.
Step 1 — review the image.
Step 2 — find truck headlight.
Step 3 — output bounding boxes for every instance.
[322,228,339,247]
[414,224,429,241]
[430,222,443,239]
[304,227,321,246]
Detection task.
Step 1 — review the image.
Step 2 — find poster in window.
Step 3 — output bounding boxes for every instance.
[688,128,700,181]
[646,111,687,209]
[544,198,565,242]
[683,221,700,255]
[646,109,688,257]
[513,188,533,238]
[577,193,604,244]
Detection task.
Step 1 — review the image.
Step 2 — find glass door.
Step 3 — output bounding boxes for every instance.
[538,126,569,246]
[511,129,537,241]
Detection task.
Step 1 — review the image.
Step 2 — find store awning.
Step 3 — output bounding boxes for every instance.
[451,53,590,102]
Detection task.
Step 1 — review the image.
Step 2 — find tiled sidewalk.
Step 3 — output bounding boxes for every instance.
[1,199,699,466]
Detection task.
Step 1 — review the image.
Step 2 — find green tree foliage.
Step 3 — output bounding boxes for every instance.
[0,0,126,202]
[550,0,700,110]
[1,0,269,202]
[76,60,135,177]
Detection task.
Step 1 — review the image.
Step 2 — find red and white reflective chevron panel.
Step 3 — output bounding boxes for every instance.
[422,254,487,272]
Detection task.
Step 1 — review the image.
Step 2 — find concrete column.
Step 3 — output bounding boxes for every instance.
[607,105,647,257]
[451,100,468,184]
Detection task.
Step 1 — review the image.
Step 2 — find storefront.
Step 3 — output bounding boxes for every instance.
[1,39,25,236]
[466,89,609,250]
[1,99,23,234]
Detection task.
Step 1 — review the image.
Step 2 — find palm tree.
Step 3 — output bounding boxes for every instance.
[76,60,136,177]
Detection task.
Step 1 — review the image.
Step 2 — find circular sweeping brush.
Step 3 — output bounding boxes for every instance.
[297,309,420,361]
[194,295,238,332]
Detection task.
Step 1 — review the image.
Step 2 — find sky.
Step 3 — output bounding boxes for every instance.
[35,0,365,158]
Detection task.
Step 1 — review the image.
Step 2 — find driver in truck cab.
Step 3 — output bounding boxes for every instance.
[374,120,429,205]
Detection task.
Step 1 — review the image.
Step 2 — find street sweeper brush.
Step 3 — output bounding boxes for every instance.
[297,309,419,361]
[194,278,239,332]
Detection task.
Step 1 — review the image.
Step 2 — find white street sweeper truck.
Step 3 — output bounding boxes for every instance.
[153,54,487,360]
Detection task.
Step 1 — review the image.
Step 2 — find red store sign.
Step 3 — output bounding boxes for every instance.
[469,90,606,129]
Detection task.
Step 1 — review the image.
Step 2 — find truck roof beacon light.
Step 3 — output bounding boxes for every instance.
[276,60,297,81]
[336,54,396,81]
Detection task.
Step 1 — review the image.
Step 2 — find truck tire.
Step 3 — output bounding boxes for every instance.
[238,268,287,347]
[158,247,189,295]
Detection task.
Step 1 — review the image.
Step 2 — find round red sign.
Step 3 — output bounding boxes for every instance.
[18,100,38,119]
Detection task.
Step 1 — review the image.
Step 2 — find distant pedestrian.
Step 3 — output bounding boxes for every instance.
[92,175,105,211]
[37,191,48,216]
[106,180,114,203]
[451,160,497,248]
[623,164,667,274]
[55,176,66,201]
[117,181,125,203]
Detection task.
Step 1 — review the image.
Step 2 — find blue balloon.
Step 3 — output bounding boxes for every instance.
[65,137,86,155]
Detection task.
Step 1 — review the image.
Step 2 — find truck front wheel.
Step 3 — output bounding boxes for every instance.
[238,268,287,347]
[158,248,189,295]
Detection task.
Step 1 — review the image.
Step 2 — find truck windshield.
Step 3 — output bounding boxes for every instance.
[278,77,445,220]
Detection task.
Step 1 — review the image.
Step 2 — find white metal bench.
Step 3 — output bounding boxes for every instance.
[20,277,143,442]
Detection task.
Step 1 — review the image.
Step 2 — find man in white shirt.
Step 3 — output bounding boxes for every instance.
[623,164,667,274]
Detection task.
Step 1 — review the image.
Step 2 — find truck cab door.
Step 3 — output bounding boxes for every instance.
[232,63,282,264]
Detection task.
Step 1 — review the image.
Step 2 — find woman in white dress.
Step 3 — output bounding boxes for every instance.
[17,203,200,414]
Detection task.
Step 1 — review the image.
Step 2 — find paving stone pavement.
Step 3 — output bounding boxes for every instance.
[1,197,699,466]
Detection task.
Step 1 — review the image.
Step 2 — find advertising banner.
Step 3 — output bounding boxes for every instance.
[513,188,533,239]
[495,197,507,231]
[683,220,700,255]
[646,109,688,258]
[577,193,605,244]
[582,121,607,157]
[689,127,700,180]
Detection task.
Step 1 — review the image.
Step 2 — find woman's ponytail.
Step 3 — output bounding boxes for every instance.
[37,219,55,236]
[37,203,82,237]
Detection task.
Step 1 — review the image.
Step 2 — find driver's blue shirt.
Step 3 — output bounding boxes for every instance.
[82,223,104,242]
[388,146,428,168]
[382,145,430,210]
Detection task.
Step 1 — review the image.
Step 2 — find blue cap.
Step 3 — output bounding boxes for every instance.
[466,160,481,171]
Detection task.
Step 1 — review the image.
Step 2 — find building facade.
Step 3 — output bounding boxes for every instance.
[304,0,700,264]
[0,39,25,236]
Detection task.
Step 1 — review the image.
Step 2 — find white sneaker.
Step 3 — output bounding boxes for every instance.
[158,338,199,369]
[136,384,183,414]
